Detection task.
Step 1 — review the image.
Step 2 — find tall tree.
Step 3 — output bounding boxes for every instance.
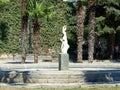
[27,0,54,63]
[76,1,86,63]
[107,32,115,59]
[95,0,120,60]
[104,0,120,60]
[21,0,28,63]
[27,0,40,63]
[88,0,95,62]
[63,0,87,62]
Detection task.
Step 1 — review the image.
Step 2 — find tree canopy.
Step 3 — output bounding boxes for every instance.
[0,0,120,59]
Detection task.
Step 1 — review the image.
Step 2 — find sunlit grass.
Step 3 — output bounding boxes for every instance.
[0,85,120,90]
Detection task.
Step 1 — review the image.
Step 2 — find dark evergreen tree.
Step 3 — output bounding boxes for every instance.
[95,0,120,60]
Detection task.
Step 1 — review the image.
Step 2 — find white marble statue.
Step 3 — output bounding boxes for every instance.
[60,25,69,54]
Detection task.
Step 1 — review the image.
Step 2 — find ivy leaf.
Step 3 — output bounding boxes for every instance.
[0,0,9,3]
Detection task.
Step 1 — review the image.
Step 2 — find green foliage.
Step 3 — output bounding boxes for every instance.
[96,25,115,36]
[0,0,21,54]
[105,7,120,21]
[117,26,120,31]
[0,0,9,3]
[95,0,120,36]
[27,0,54,20]
[0,0,73,54]
[95,16,105,36]
[0,0,120,55]
[39,0,69,54]
[27,0,46,19]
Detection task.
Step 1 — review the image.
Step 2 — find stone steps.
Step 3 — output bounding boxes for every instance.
[1,62,120,84]
[1,69,120,84]
[0,70,84,83]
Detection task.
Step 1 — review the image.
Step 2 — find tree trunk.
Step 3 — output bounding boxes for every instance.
[21,0,28,63]
[33,19,40,63]
[76,5,86,63]
[107,33,115,60]
[88,0,95,63]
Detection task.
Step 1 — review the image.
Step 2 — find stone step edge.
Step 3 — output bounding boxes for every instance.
[1,63,120,69]
[1,82,120,88]
[0,83,82,88]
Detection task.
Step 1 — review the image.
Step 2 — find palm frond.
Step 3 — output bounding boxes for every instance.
[27,0,55,19]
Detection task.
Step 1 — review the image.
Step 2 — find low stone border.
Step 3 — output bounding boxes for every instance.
[1,83,120,88]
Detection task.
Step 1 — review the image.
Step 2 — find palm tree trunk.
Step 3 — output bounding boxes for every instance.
[88,0,95,63]
[21,0,28,63]
[76,4,86,63]
[33,19,40,63]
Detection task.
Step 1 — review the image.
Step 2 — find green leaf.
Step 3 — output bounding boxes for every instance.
[0,0,9,3]
[38,1,46,12]
[95,16,105,22]
[103,25,115,33]
[116,26,120,31]
[27,0,55,19]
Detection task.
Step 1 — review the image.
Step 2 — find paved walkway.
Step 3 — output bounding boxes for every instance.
[0,59,120,72]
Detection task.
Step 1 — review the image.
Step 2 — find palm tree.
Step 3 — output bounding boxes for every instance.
[27,0,54,63]
[63,0,86,63]
[21,0,28,63]
[88,0,95,63]
[76,1,86,63]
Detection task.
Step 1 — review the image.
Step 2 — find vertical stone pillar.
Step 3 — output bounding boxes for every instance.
[59,53,69,70]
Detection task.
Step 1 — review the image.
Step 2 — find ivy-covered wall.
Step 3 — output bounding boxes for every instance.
[0,0,21,54]
[0,0,77,55]
[0,0,120,57]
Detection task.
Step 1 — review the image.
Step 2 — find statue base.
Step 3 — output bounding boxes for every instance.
[59,53,69,70]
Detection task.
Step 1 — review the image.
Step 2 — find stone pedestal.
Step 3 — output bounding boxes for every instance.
[59,53,69,70]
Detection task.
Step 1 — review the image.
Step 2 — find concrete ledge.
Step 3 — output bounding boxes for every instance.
[13,55,52,62]
[0,83,82,88]
[1,62,120,86]
[1,62,120,69]
[1,83,120,88]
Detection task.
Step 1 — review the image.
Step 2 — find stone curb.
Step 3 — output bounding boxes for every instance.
[1,83,120,88]
[0,83,82,88]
